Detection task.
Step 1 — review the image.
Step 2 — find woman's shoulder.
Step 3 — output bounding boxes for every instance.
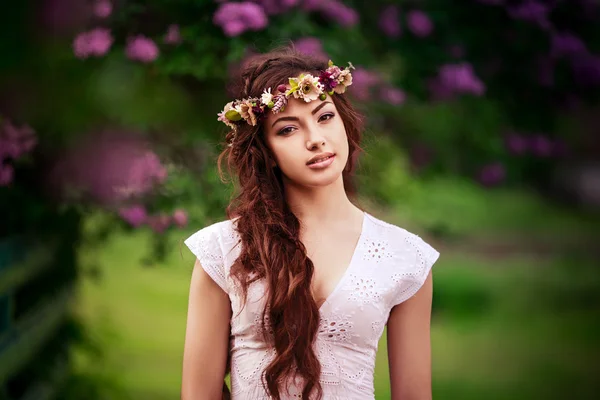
[365,212,416,240]
[197,218,237,234]
[184,217,240,252]
[364,212,440,267]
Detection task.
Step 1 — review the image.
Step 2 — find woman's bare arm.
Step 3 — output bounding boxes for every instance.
[181,259,232,400]
[387,271,434,400]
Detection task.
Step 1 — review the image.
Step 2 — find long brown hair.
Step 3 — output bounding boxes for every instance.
[217,46,364,399]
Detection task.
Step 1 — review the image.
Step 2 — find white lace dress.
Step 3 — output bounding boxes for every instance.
[184,212,440,399]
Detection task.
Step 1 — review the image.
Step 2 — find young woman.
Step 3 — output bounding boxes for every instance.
[181,47,439,400]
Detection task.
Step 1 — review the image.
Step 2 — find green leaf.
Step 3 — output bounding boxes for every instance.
[225,109,241,121]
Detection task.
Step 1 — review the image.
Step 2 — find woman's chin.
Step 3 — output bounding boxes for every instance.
[302,170,344,188]
[282,164,346,188]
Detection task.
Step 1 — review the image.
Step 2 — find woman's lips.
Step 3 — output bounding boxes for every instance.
[307,154,335,169]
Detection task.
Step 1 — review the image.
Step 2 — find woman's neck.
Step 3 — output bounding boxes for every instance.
[283,175,361,226]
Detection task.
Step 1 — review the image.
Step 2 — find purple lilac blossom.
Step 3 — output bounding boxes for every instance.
[504,133,528,155]
[438,63,485,96]
[379,87,406,105]
[164,24,182,45]
[406,10,433,37]
[173,209,188,228]
[507,0,551,30]
[50,134,168,205]
[119,205,147,227]
[252,0,300,15]
[93,0,112,18]
[348,68,381,101]
[0,121,37,161]
[125,35,159,62]
[0,164,14,186]
[571,53,600,85]
[319,1,359,27]
[73,28,113,58]
[294,37,328,60]
[551,32,587,58]
[148,213,171,233]
[427,78,454,101]
[213,2,268,37]
[0,120,37,187]
[529,135,553,157]
[300,0,321,11]
[379,5,401,38]
[478,162,506,186]
[299,0,358,26]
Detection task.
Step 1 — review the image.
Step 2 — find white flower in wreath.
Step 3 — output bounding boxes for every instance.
[261,88,273,106]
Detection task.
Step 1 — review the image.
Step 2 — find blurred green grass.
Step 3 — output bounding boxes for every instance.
[69,231,599,400]
[64,174,600,400]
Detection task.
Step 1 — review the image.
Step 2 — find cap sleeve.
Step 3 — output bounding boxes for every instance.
[184,223,229,294]
[391,232,439,306]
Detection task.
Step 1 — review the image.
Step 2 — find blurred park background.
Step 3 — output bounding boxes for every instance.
[1,0,599,399]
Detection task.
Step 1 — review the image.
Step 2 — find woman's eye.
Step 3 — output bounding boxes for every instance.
[278,126,295,136]
[319,112,335,122]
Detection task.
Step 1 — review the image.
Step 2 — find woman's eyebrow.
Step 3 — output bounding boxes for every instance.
[311,101,331,115]
[271,116,298,128]
[271,101,332,128]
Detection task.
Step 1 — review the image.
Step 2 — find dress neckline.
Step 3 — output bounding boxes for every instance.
[317,211,369,312]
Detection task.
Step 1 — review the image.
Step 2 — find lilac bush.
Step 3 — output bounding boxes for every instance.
[49,133,167,203]
[4,0,600,244]
[42,131,191,235]
[58,0,593,190]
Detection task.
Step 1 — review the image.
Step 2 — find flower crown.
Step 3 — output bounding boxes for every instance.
[218,60,354,142]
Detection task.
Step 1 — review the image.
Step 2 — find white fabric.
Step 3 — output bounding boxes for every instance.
[184,212,440,399]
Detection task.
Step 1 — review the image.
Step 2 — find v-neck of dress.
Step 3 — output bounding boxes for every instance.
[317,211,369,312]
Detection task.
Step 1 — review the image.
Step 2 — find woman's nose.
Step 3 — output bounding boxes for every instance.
[305,127,326,149]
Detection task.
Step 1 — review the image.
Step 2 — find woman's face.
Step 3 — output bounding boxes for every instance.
[263,94,349,188]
